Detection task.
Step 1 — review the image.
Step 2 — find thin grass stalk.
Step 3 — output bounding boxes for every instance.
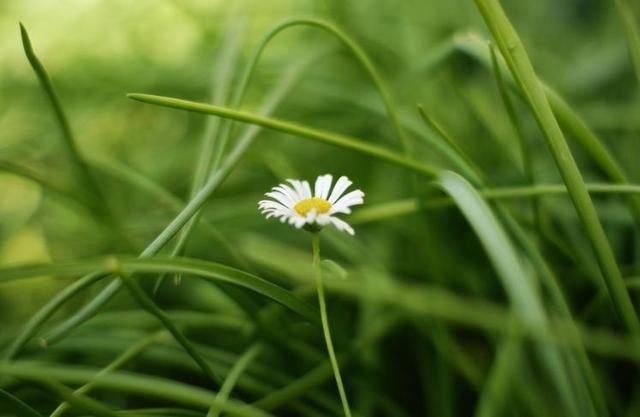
[311,233,352,417]
[489,45,542,234]
[0,363,274,417]
[352,182,640,223]
[0,388,44,417]
[207,343,263,417]
[127,94,440,177]
[18,24,101,205]
[49,332,165,417]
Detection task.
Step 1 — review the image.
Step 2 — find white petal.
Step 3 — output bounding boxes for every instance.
[315,174,333,200]
[274,184,300,205]
[329,216,355,235]
[258,201,287,209]
[328,176,352,203]
[266,191,294,208]
[333,189,365,209]
[258,201,289,212]
[301,181,312,199]
[328,206,352,215]
[331,197,364,213]
[306,208,318,223]
[316,214,332,225]
[293,216,307,228]
[287,179,305,199]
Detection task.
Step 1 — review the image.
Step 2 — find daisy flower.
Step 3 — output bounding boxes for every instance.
[258,174,364,235]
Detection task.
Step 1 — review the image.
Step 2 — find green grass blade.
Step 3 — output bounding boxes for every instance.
[89,157,255,274]
[473,337,521,417]
[352,182,640,223]
[1,272,105,360]
[416,105,484,184]
[451,32,640,227]
[615,0,640,83]
[0,388,44,417]
[207,343,263,417]
[112,263,222,387]
[36,380,122,417]
[435,171,544,324]
[489,45,532,182]
[19,24,103,207]
[0,256,319,324]
[49,332,164,417]
[233,18,410,152]
[473,0,639,334]
[545,88,640,226]
[435,171,589,416]
[0,362,274,417]
[127,93,440,177]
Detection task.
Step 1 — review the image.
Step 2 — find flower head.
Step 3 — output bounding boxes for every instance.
[258,174,364,235]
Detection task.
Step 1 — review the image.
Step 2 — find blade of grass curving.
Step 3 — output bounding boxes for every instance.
[435,172,543,325]
[34,379,122,417]
[0,388,44,417]
[19,24,104,209]
[210,17,412,169]
[111,261,222,387]
[127,93,439,177]
[207,343,263,417]
[436,171,591,416]
[0,362,274,417]
[473,0,640,334]
[499,213,610,416]
[0,256,319,324]
[21,57,313,352]
[49,331,166,417]
[614,0,640,83]
[2,272,106,360]
[473,336,521,417]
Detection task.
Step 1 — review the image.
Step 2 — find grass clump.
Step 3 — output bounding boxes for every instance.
[1,1,640,416]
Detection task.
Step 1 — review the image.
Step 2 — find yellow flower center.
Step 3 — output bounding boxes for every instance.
[294,197,332,216]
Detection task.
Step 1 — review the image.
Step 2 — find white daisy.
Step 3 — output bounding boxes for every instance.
[258,174,365,235]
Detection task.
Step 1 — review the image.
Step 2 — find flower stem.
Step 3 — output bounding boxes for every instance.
[311,233,352,417]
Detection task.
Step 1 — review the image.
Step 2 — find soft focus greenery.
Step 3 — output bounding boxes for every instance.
[1,0,640,416]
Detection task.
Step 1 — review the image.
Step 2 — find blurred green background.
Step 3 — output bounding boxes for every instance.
[1,0,640,415]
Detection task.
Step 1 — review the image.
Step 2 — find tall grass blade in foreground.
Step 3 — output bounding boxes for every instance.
[473,0,640,334]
